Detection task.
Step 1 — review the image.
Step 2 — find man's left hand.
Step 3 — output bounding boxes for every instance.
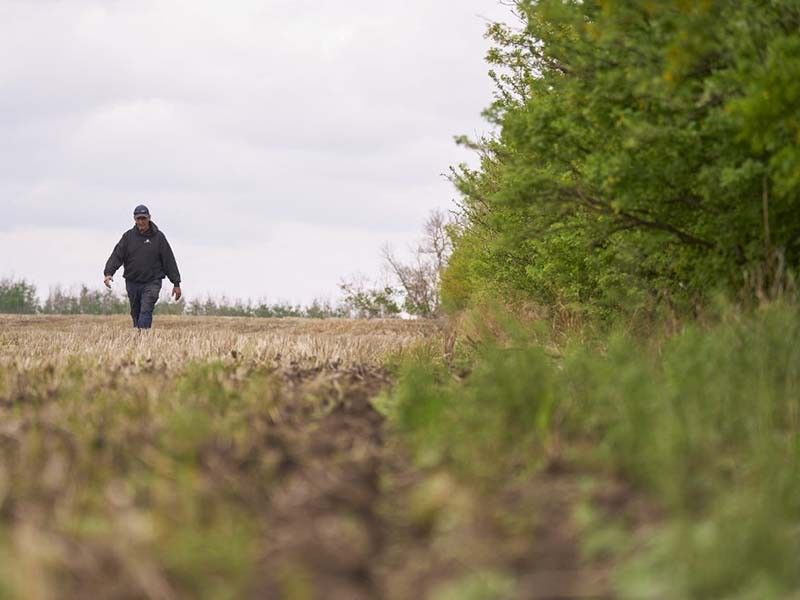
[172,286,182,301]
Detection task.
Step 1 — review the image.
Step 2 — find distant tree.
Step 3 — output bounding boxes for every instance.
[383,209,453,318]
[157,293,187,315]
[2,279,345,319]
[0,278,39,314]
[184,295,343,319]
[42,285,128,315]
[259,302,303,318]
[339,276,401,319]
[304,298,346,319]
[187,296,249,317]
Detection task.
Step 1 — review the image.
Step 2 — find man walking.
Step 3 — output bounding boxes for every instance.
[104,205,182,329]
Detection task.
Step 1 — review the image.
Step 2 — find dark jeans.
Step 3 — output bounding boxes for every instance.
[126,280,162,329]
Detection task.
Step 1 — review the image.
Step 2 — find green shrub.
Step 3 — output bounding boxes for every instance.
[391,304,800,596]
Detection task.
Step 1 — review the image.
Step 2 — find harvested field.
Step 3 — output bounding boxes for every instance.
[0,315,614,599]
[0,315,435,369]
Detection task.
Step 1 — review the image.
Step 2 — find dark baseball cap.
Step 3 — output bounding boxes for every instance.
[133,205,150,217]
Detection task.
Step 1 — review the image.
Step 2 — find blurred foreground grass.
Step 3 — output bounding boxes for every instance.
[2,310,798,598]
[389,303,800,598]
[0,315,437,599]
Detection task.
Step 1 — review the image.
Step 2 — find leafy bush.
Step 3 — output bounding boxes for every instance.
[446,0,800,318]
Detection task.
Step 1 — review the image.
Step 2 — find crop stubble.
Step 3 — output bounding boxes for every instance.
[0,315,442,599]
[0,315,610,599]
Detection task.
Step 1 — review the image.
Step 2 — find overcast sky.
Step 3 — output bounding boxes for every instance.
[1,0,511,304]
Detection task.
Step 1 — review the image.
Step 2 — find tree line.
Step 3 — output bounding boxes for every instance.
[1,208,454,319]
[0,278,346,318]
[0,210,452,321]
[442,0,800,319]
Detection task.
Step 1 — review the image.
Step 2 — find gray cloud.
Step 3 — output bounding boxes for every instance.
[0,0,509,301]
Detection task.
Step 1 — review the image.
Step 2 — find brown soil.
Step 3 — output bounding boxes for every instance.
[244,366,642,600]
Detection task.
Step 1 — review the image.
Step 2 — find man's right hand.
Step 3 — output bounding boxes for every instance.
[104,276,113,289]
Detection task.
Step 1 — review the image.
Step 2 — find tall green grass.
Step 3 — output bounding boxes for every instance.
[390,304,800,598]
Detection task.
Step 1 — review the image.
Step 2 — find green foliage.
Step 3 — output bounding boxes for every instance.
[184,296,348,318]
[391,304,800,596]
[0,277,346,318]
[446,0,800,317]
[431,570,515,600]
[0,278,38,314]
[42,285,130,315]
[564,305,800,597]
[393,329,556,479]
[339,281,401,319]
[304,298,346,319]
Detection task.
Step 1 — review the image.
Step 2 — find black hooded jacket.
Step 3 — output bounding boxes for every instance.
[104,222,181,286]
